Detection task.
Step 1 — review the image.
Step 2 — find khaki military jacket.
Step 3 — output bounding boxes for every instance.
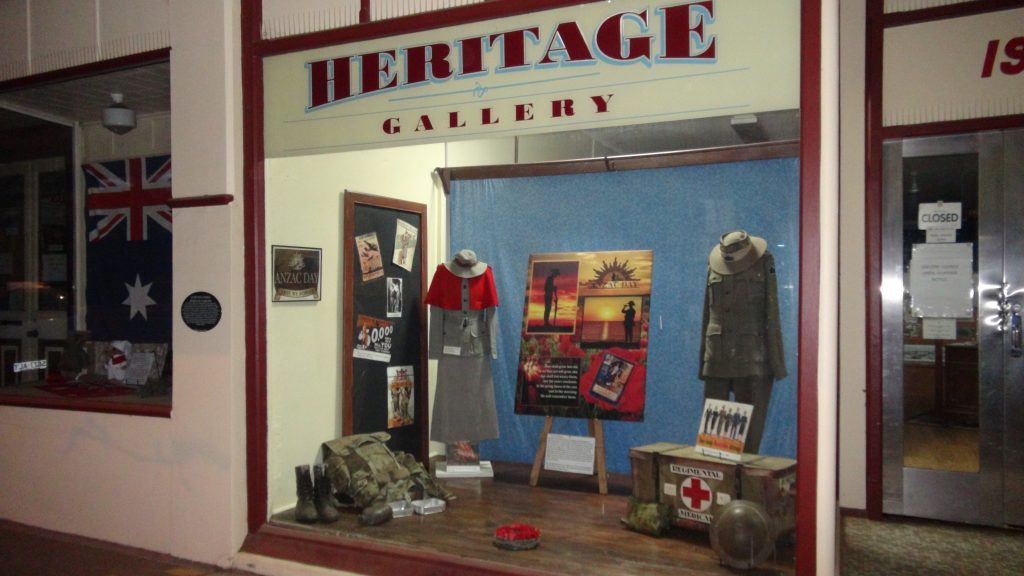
[699,252,786,380]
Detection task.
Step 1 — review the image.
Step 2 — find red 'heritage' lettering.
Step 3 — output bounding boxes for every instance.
[310,3,716,111]
[539,22,595,65]
[596,10,652,62]
[660,1,716,60]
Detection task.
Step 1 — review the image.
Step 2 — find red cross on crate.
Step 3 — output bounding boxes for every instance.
[680,477,712,512]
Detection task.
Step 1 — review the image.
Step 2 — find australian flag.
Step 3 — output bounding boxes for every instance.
[83,155,172,344]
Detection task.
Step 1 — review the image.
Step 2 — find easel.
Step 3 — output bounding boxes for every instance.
[529,415,608,495]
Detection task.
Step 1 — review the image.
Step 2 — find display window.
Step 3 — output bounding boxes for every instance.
[0,56,174,417]
[245,1,819,573]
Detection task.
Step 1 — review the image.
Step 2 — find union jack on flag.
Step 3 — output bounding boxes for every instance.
[84,155,172,242]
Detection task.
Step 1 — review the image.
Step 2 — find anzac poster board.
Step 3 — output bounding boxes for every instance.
[342,191,428,462]
[514,250,652,421]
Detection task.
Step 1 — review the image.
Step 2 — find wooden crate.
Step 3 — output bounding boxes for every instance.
[657,446,795,533]
[628,442,689,502]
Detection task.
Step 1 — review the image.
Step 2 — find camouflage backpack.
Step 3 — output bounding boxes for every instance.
[621,496,672,537]
[321,432,452,508]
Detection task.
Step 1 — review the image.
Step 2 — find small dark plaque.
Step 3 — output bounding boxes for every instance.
[181,291,222,332]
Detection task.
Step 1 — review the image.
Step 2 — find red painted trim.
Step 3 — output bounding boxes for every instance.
[0,49,170,93]
[243,3,824,574]
[166,194,234,209]
[881,114,1024,139]
[797,1,822,573]
[359,0,370,24]
[0,395,170,418]
[242,0,269,536]
[883,0,1024,28]
[865,0,885,522]
[256,0,597,57]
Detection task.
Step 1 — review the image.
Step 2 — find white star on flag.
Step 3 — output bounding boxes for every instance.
[123,274,157,320]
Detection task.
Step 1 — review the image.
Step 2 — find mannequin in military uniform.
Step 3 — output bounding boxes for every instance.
[425,249,500,446]
[699,231,786,453]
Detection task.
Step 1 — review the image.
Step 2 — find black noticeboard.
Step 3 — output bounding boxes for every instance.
[342,191,428,463]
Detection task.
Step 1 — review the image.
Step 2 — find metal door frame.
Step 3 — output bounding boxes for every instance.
[1003,130,1024,527]
[881,131,1013,525]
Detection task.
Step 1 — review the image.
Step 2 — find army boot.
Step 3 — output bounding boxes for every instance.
[313,464,340,523]
[294,465,318,524]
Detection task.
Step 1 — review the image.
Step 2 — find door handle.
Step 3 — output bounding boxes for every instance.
[1012,304,1022,358]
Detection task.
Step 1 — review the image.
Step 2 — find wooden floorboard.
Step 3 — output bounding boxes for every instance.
[270,471,795,575]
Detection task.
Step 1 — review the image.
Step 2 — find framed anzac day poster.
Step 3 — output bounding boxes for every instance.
[271,245,322,301]
[515,250,653,422]
[342,191,429,462]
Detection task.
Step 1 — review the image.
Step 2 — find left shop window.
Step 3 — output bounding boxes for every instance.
[0,63,173,416]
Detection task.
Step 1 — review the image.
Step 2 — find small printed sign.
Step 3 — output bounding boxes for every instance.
[922,318,957,340]
[13,359,47,373]
[918,202,962,230]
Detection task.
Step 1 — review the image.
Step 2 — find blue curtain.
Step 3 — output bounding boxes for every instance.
[449,157,799,473]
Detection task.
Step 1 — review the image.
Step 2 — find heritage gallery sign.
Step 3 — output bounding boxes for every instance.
[263,0,799,156]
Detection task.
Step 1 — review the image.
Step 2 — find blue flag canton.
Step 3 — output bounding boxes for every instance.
[83,155,173,343]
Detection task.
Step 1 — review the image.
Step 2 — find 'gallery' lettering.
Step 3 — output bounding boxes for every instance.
[381,94,614,135]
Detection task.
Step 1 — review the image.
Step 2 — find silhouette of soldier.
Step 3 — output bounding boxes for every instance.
[621,300,637,344]
[543,269,560,327]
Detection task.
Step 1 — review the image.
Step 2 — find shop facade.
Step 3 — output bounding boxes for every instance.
[9,1,1021,575]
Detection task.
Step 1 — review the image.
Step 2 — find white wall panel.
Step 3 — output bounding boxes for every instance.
[370,0,483,21]
[30,0,98,73]
[0,407,175,554]
[260,0,488,39]
[0,0,29,80]
[98,0,170,59]
[839,0,867,512]
[264,143,446,514]
[168,0,246,564]
[261,0,359,39]
[883,9,1024,126]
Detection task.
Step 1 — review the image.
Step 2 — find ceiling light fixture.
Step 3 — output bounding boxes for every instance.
[102,92,136,135]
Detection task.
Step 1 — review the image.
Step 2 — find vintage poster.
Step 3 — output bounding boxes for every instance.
[387,365,415,428]
[355,231,384,282]
[353,314,393,362]
[515,250,652,421]
[271,245,322,301]
[386,277,403,318]
[392,218,418,272]
[696,398,754,461]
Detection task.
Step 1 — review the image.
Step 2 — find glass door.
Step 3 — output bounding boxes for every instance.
[882,129,1024,526]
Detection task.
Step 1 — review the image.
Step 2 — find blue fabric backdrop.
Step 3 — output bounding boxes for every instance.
[448,158,799,473]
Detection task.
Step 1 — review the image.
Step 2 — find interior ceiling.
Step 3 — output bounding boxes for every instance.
[0,60,798,154]
[0,62,170,125]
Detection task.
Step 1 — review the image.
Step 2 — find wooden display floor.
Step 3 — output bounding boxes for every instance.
[267,468,795,576]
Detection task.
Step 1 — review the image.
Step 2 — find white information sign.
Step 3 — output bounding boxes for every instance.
[926,228,956,243]
[13,359,46,373]
[544,433,595,475]
[908,243,974,318]
[918,202,962,230]
[922,318,957,340]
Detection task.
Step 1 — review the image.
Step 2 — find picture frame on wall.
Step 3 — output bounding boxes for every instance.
[271,245,322,302]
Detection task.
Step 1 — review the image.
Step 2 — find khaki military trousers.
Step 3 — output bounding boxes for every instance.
[703,375,773,453]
